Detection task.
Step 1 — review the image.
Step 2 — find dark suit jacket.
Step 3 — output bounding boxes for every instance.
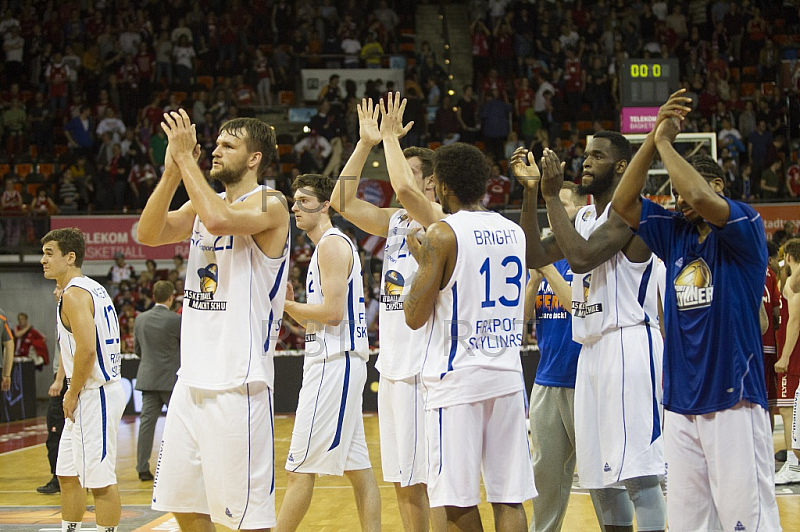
[134,304,181,392]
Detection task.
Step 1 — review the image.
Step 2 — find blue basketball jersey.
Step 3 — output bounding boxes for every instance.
[637,197,768,414]
[534,259,581,388]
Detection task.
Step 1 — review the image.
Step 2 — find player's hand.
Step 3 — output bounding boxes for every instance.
[49,377,63,397]
[1,376,9,392]
[161,109,198,156]
[285,281,295,303]
[63,388,78,422]
[654,116,681,145]
[405,227,428,264]
[379,92,413,141]
[652,89,692,136]
[510,147,540,190]
[357,98,382,146]
[540,148,565,199]
[775,356,790,375]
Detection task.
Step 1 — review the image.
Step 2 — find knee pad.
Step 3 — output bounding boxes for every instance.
[622,476,665,532]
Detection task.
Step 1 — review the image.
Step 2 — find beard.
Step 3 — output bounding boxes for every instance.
[210,158,247,184]
[576,166,615,197]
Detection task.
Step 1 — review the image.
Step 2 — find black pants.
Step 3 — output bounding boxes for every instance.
[45,378,67,475]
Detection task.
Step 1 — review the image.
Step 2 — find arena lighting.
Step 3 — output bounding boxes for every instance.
[448,75,454,80]
[444,44,450,50]
[372,161,380,168]
[444,59,450,64]
[448,89,455,96]
[303,125,310,133]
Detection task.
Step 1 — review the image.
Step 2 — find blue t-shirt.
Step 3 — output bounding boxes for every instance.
[534,259,581,388]
[637,197,768,415]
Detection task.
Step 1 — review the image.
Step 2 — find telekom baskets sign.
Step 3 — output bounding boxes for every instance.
[621,107,660,134]
[50,215,189,261]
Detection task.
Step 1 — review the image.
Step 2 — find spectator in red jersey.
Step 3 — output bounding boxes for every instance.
[515,77,535,118]
[129,154,158,210]
[470,17,491,84]
[14,312,50,370]
[480,68,506,103]
[763,241,781,428]
[233,74,256,111]
[253,48,274,109]
[45,51,70,116]
[562,46,584,123]
[482,161,510,210]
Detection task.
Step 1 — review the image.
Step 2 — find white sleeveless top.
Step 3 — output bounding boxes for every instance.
[421,211,526,409]
[57,276,121,389]
[571,203,659,345]
[303,227,369,366]
[180,186,290,390]
[374,209,429,379]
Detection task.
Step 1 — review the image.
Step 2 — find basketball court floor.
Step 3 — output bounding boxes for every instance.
[0,414,797,531]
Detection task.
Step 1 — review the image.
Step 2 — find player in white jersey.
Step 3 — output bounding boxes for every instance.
[329,95,446,531]
[404,143,535,531]
[139,112,290,531]
[41,228,125,532]
[512,133,666,532]
[277,172,380,532]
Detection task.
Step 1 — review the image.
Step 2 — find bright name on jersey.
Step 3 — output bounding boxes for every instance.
[473,229,519,246]
[467,318,524,353]
[572,301,603,318]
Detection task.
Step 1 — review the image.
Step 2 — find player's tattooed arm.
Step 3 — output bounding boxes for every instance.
[511,147,564,269]
[403,223,456,330]
[330,98,396,237]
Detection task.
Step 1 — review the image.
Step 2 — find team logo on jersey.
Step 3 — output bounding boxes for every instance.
[674,258,714,310]
[581,209,593,222]
[572,274,603,318]
[381,270,405,310]
[184,263,227,310]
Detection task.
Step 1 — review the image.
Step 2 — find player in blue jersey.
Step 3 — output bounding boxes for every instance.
[520,182,593,532]
[611,90,782,531]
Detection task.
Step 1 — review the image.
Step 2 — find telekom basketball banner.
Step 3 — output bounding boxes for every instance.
[50,215,189,261]
[620,107,660,134]
[752,204,800,239]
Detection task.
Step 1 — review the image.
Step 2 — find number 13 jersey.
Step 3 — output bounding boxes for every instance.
[421,211,526,409]
[57,276,121,389]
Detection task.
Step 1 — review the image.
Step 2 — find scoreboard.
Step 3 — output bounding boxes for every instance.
[620,59,680,107]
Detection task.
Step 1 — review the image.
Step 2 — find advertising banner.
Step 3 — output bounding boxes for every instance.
[621,107,660,134]
[50,215,189,261]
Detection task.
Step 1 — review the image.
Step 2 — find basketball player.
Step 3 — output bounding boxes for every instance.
[512,133,666,532]
[775,238,800,484]
[611,90,781,530]
[277,173,380,532]
[519,182,592,532]
[763,241,781,432]
[403,143,535,531]
[329,95,445,531]
[138,111,290,531]
[40,228,126,532]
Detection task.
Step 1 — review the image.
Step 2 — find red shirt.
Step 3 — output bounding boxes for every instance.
[763,268,780,357]
[135,51,154,79]
[472,31,489,57]
[47,63,69,97]
[516,88,535,115]
[483,175,510,208]
[777,290,800,376]
[564,58,583,93]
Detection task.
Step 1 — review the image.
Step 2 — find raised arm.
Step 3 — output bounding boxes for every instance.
[538,264,573,315]
[381,92,444,228]
[138,141,197,246]
[404,223,456,330]
[161,109,286,236]
[539,149,648,274]
[523,269,544,323]
[284,237,353,326]
[509,147,564,268]
[329,98,395,237]
[654,118,730,228]
[612,89,693,229]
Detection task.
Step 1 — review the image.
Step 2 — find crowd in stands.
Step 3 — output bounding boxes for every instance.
[2,0,800,237]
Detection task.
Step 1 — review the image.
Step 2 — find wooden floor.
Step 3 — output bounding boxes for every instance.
[0,414,797,531]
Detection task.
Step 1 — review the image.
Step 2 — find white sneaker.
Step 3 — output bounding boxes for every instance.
[774,462,800,485]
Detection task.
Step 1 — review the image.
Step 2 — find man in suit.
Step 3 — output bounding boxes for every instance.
[134,280,181,481]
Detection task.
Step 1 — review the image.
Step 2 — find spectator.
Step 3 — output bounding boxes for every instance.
[2,97,26,156]
[480,88,512,162]
[129,154,158,210]
[456,85,479,144]
[153,31,173,87]
[761,160,782,200]
[3,25,24,81]
[361,32,384,68]
[294,130,332,174]
[0,179,24,248]
[149,127,168,174]
[14,312,50,369]
[749,119,773,196]
[425,76,441,106]
[253,49,274,109]
[172,35,196,89]
[402,86,427,148]
[29,92,54,155]
[341,30,362,68]
[433,95,461,144]
[96,107,126,145]
[44,51,70,116]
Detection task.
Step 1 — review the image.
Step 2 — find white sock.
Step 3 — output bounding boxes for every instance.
[97,527,118,532]
[61,521,81,532]
[788,450,799,467]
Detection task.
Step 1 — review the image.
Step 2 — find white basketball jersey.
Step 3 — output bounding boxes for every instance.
[56,276,121,389]
[374,209,429,379]
[180,186,290,390]
[304,227,369,365]
[421,211,526,409]
[571,203,659,345]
